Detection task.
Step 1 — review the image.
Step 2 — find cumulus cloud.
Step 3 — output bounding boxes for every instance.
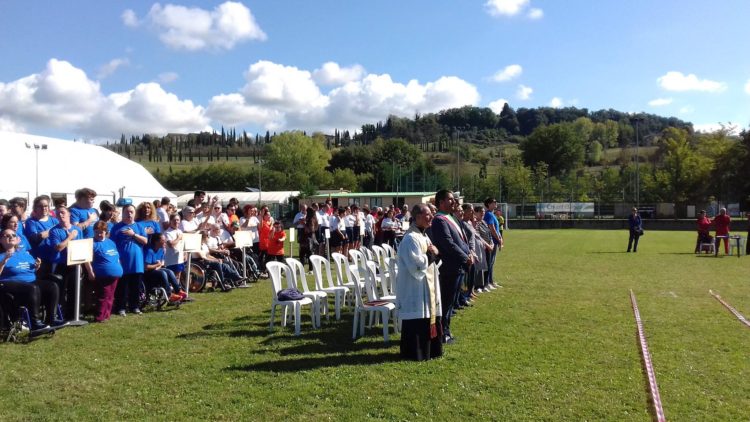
[98,58,130,79]
[0,59,209,139]
[313,62,365,86]
[528,8,543,19]
[648,97,673,107]
[127,1,267,51]
[657,71,727,93]
[488,99,508,114]
[516,84,533,100]
[491,64,522,82]
[679,106,694,114]
[485,0,542,18]
[207,60,479,132]
[157,72,179,84]
[549,97,563,108]
[122,9,139,27]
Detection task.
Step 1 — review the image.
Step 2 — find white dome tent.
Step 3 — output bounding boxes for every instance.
[0,131,175,206]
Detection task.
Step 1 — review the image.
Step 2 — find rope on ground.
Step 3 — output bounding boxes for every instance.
[709,289,750,329]
[629,290,666,422]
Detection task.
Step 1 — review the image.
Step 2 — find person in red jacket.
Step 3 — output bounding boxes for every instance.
[712,208,731,254]
[695,210,712,253]
[267,221,286,263]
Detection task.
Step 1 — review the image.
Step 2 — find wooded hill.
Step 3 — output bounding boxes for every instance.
[103,105,749,207]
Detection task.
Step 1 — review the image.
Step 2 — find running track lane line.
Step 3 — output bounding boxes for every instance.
[630,290,667,422]
[709,290,750,328]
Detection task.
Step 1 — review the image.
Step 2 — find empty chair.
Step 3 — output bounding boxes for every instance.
[286,257,328,328]
[309,255,349,320]
[371,245,387,268]
[381,243,396,260]
[347,249,367,288]
[350,264,398,343]
[360,245,374,262]
[267,261,314,336]
[386,257,398,297]
[366,261,396,304]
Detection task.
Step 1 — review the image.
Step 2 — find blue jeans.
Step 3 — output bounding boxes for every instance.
[145,268,181,294]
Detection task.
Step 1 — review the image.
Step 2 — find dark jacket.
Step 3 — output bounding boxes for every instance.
[429,213,470,273]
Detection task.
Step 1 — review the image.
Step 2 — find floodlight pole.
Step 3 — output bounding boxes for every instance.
[631,116,644,207]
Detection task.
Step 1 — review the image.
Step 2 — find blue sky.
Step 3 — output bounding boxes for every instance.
[1,0,748,140]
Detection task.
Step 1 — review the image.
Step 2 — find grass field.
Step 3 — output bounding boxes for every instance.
[2,230,749,421]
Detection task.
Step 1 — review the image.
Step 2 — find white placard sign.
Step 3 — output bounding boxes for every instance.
[67,238,93,265]
[324,228,331,239]
[289,227,295,242]
[359,224,365,236]
[401,221,410,231]
[183,233,203,252]
[233,231,253,248]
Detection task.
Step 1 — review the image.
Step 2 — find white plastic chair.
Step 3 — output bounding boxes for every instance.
[309,255,349,320]
[371,245,387,268]
[366,261,396,304]
[267,261,314,336]
[331,252,358,304]
[360,246,374,262]
[386,257,398,297]
[347,249,368,288]
[350,264,398,343]
[381,243,396,259]
[286,257,328,328]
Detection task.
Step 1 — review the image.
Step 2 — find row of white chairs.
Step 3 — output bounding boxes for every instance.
[267,245,400,341]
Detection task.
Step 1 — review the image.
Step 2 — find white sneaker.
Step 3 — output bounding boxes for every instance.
[117,310,126,317]
[476,288,484,293]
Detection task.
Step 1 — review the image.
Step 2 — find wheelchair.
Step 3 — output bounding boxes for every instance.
[0,291,55,343]
[181,261,222,293]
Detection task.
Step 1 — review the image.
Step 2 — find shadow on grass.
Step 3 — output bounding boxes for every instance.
[225,351,400,372]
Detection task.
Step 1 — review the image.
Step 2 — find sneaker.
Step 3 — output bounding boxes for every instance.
[178,291,188,300]
[132,308,142,315]
[476,288,484,293]
[50,318,67,327]
[487,284,497,290]
[169,293,183,303]
[117,310,126,317]
[31,320,50,331]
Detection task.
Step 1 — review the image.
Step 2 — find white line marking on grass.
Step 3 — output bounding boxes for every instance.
[709,290,750,328]
[669,291,678,298]
[630,290,667,422]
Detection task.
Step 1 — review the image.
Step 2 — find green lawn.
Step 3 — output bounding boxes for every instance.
[2,230,749,421]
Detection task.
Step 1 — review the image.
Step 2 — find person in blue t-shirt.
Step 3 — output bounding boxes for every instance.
[23,196,60,257]
[42,206,83,320]
[69,188,99,239]
[143,233,185,304]
[482,198,502,291]
[135,201,161,238]
[84,221,123,322]
[110,204,148,316]
[1,214,31,253]
[0,228,64,330]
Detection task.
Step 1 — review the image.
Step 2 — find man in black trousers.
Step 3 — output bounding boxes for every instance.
[428,189,472,344]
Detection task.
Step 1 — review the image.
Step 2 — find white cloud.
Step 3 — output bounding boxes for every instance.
[130,1,267,51]
[694,123,740,135]
[657,71,727,93]
[744,79,750,95]
[485,0,529,17]
[98,58,130,79]
[488,99,508,114]
[0,116,23,133]
[122,9,139,27]
[516,84,533,100]
[0,59,209,138]
[491,64,522,82]
[528,8,543,19]
[157,72,179,84]
[549,97,563,108]
[207,60,479,132]
[313,62,365,86]
[648,97,673,107]
[679,106,694,114]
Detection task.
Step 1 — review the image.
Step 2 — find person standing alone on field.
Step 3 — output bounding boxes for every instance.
[627,207,642,253]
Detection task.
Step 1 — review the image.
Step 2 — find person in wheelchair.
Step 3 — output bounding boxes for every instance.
[144,233,187,303]
[0,228,65,330]
[193,232,243,290]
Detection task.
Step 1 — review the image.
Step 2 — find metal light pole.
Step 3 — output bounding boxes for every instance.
[25,142,48,198]
[631,116,644,207]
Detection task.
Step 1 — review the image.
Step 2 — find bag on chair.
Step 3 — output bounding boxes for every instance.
[277,288,304,301]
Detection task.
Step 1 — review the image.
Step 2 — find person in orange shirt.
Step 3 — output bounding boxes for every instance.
[712,208,731,254]
[267,221,286,263]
